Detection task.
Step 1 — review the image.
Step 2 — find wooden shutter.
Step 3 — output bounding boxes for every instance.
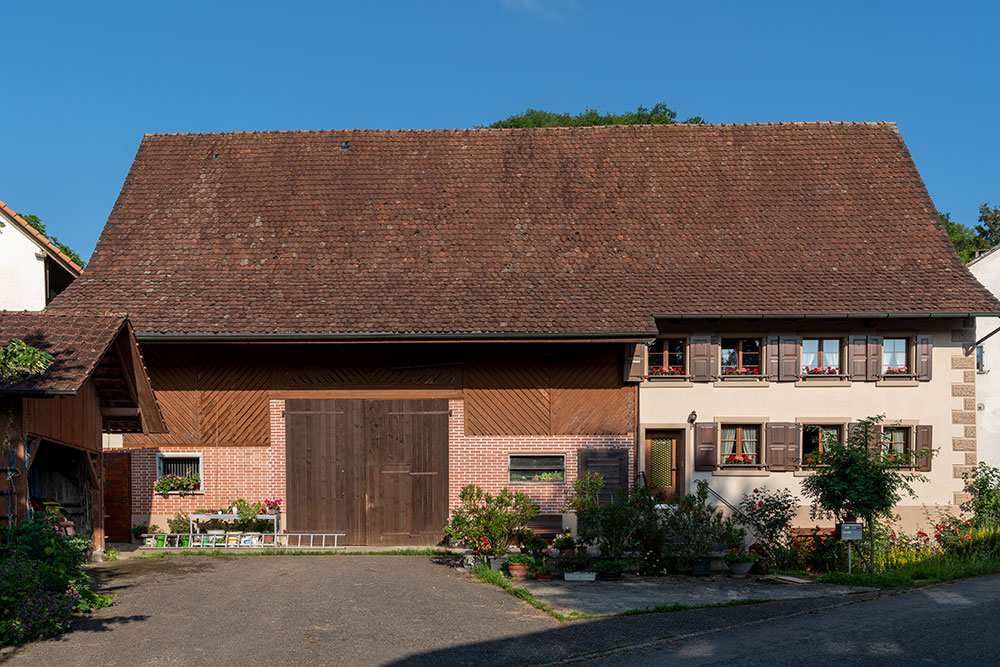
[914,425,933,471]
[766,336,780,380]
[694,422,718,471]
[848,336,868,380]
[866,335,883,381]
[624,343,646,383]
[779,336,801,381]
[915,335,933,381]
[577,449,629,503]
[690,336,713,382]
[766,422,798,471]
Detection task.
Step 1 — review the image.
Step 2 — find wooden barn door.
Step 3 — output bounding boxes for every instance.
[102,451,131,542]
[285,398,448,545]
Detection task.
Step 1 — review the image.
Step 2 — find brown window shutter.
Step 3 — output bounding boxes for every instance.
[766,336,780,380]
[866,336,883,381]
[914,425,933,471]
[624,343,646,383]
[766,422,798,471]
[778,337,801,381]
[915,335,933,381]
[848,336,868,380]
[694,422,718,471]
[690,336,713,382]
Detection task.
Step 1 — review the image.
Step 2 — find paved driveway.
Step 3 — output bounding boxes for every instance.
[2,555,877,666]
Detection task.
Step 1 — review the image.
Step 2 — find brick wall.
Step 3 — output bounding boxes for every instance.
[131,398,633,519]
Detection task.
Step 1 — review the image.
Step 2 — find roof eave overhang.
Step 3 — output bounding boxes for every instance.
[135,330,658,343]
[651,312,1000,320]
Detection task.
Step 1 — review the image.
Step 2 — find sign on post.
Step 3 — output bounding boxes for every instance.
[837,522,864,574]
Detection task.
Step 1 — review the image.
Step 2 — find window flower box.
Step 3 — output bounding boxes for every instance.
[723,454,756,466]
[721,367,760,376]
[648,366,685,376]
[883,366,910,375]
[803,366,840,375]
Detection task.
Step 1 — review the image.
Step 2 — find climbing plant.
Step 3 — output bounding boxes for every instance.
[0,339,54,382]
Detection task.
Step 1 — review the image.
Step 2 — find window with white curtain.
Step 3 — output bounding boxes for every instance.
[721,425,760,464]
[883,338,909,373]
[801,338,841,374]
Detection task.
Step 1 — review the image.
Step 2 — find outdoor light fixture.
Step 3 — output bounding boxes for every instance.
[687,411,697,424]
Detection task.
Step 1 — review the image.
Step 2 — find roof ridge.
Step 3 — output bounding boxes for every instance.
[142,121,899,138]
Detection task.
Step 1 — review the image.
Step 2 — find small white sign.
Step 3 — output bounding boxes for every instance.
[839,522,863,541]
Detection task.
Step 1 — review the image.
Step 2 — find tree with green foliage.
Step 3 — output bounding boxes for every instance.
[487,102,704,129]
[13,213,86,268]
[800,415,932,572]
[974,202,1000,249]
[0,339,54,382]
[940,213,986,263]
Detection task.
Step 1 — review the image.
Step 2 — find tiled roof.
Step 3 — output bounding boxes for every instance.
[0,199,83,275]
[50,123,1000,336]
[0,312,125,393]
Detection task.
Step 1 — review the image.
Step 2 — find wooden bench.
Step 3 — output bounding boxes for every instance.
[527,515,564,540]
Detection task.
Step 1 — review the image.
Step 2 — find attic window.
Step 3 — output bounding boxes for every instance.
[340,141,350,151]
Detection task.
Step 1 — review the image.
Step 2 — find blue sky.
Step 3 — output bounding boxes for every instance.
[2,0,996,262]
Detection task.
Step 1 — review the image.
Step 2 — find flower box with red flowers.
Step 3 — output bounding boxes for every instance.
[723,454,756,465]
[648,366,685,377]
[721,367,760,377]
[803,366,840,375]
[883,366,910,375]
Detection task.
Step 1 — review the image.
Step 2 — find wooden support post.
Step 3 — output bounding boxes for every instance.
[89,452,104,553]
[1,398,28,526]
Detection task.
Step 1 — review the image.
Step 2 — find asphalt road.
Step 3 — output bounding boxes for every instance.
[5,555,992,666]
[566,573,1000,666]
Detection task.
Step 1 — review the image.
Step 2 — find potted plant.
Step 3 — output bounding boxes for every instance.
[506,553,535,581]
[553,534,576,555]
[154,532,167,548]
[593,559,628,581]
[558,551,596,581]
[533,559,555,581]
[724,550,760,578]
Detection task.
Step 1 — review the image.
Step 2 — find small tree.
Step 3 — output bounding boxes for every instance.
[799,415,931,572]
[444,485,538,564]
[963,462,1000,527]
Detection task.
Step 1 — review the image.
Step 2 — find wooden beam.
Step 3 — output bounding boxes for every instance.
[114,337,140,407]
[102,407,139,418]
[25,437,41,470]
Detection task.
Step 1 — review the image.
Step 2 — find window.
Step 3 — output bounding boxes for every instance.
[801,338,842,375]
[509,455,565,483]
[977,345,985,373]
[721,425,760,465]
[155,454,202,492]
[884,427,910,455]
[802,425,842,464]
[882,338,910,374]
[720,338,761,376]
[648,338,686,376]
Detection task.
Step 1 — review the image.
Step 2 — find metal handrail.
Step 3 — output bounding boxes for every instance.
[702,481,756,536]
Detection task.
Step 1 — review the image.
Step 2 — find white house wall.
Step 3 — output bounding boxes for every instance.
[0,210,47,310]
[968,253,1000,468]
[638,319,976,532]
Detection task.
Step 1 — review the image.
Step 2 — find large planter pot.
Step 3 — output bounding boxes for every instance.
[535,571,553,582]
[727,561,754,578]
[508,564,531,581]
[563,571,597,582]
[597,571,623,581]
[691,556,713,576]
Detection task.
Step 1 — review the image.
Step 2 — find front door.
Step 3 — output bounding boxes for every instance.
[102,451,132,542]
[644,429,682,503]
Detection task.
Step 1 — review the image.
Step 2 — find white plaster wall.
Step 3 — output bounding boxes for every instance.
[639,321,967,527]
[0,211,47,310]
[968,254,1000,468]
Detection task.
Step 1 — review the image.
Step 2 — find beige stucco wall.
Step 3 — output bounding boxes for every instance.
[968,253,1000,468]
[638,319,977,532]
[0,209,48,310]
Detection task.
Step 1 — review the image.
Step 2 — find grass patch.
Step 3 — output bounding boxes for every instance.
[134,548,452,560]
[818,556,1000,589]
[614,598,772,616]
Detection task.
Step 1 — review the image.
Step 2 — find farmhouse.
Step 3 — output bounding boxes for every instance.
[0,200,81,310]
[49,122,1000,543]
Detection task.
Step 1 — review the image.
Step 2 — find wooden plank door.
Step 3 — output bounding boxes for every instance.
[102,451,131,542]
[366,399,449,545]
[285,399,366,543]
[577,449,629,503]
[645,429,682,503]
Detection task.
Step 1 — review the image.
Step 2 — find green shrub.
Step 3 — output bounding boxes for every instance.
[506,553,536,565]
[166,514,191,534]
[592,559,627,573]
[444,485,539,563]
[964,462,1000,527]
[131,523,158,539]
[660,481,742,566]
[737,487,796,566]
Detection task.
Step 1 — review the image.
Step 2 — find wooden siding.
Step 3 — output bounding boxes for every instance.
[126,342,633,448]
[24,379,102,452]
[464,344,635,436]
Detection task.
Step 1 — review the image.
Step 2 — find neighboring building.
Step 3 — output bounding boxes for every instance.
[0,200,82,310]
[967,247,1000,468]
[50,123,999,543]
[0,312,164,554]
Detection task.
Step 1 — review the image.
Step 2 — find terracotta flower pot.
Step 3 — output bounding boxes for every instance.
[508,564,531,581]
[535,571,553,581]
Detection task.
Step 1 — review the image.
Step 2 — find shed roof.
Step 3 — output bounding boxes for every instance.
[50,123,1000,337]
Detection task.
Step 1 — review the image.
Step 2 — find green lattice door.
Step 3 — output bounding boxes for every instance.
[645,430,681,503]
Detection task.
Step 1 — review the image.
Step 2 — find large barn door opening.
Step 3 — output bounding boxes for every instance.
[102,450,132,542]
[285,398,448,546]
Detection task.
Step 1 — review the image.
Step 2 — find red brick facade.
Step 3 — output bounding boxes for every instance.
[129,399,634,521]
